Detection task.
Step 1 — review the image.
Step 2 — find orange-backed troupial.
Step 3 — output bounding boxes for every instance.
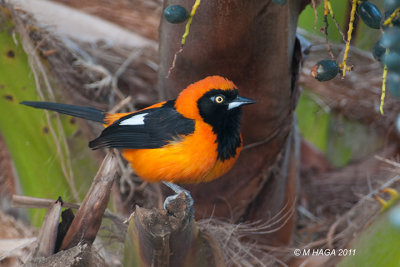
[21,76,255,210]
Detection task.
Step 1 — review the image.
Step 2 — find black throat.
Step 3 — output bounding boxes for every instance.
[197,90,242,161]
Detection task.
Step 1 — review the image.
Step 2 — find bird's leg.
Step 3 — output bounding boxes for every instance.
[163,182,194,217]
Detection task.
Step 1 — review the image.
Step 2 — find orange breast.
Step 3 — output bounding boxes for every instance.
[201,146,241,182]
[121,121,240,184]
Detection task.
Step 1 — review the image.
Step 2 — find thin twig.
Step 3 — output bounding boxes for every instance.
[167,47,183,78]
[110,49,142,110]
[311,0,318,30]
[108,96,133,113]
[326,219,340,249]
[326,0,346,42]
[243,127,280,150]
[11,195,124,223]
[375,156,400,169]
[323,0,335,60]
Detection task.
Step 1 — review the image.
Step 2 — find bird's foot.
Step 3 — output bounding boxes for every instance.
[163,182,194,218]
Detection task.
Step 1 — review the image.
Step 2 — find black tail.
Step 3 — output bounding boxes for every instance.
[21,101,105,123]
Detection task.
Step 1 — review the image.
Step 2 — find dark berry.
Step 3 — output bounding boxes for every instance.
[388,71,400,98]
[358,2,382,29]
[381,27,400,51]
[164,5,189,24]
[272,0,287,5]
[385,0,400,12]
[396,114,400,135]
[311,60,339,82]
[372,40,386,61]
[383,51,400,71]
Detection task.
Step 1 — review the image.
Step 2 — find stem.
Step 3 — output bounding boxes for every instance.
[341,0,358,77]
[181,0,202,45]
[384,8,400,26]
[380,65,388,115]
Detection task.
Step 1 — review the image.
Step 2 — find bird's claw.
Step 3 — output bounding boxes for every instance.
[163,182,194,218]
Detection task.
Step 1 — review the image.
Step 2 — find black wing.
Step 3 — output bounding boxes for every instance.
[88,100,195,150]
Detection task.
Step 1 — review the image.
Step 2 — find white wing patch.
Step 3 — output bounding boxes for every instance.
[119,113,148,126]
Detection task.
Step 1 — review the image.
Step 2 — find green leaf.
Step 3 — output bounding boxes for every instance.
[338,204,400,267]
[296,91,330,153]
[0,7,98,226]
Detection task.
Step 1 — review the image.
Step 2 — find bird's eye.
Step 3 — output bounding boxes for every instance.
[214,95,225,103]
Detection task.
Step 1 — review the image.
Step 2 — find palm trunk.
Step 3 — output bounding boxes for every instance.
[158,0,307,245]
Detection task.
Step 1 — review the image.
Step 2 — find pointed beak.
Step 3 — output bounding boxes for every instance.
[227,96,256,110]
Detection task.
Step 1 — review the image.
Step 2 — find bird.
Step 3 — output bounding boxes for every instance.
[21,76,255,211]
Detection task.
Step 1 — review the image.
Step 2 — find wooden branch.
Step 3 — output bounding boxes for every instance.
[11,195,123,223]
[12,195,79,210]
[34,198,62,257]
[26,243,106,267]
[124,193,225,266]
[60,153,117,250]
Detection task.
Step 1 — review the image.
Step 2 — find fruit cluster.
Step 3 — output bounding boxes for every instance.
[312,1,385,83]
[311,0,400,101]
[376,0,400,98]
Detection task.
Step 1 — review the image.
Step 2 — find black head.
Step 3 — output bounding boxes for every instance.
[197,89,255,161]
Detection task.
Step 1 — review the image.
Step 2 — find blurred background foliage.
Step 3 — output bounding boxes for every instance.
[0,12,98,225]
